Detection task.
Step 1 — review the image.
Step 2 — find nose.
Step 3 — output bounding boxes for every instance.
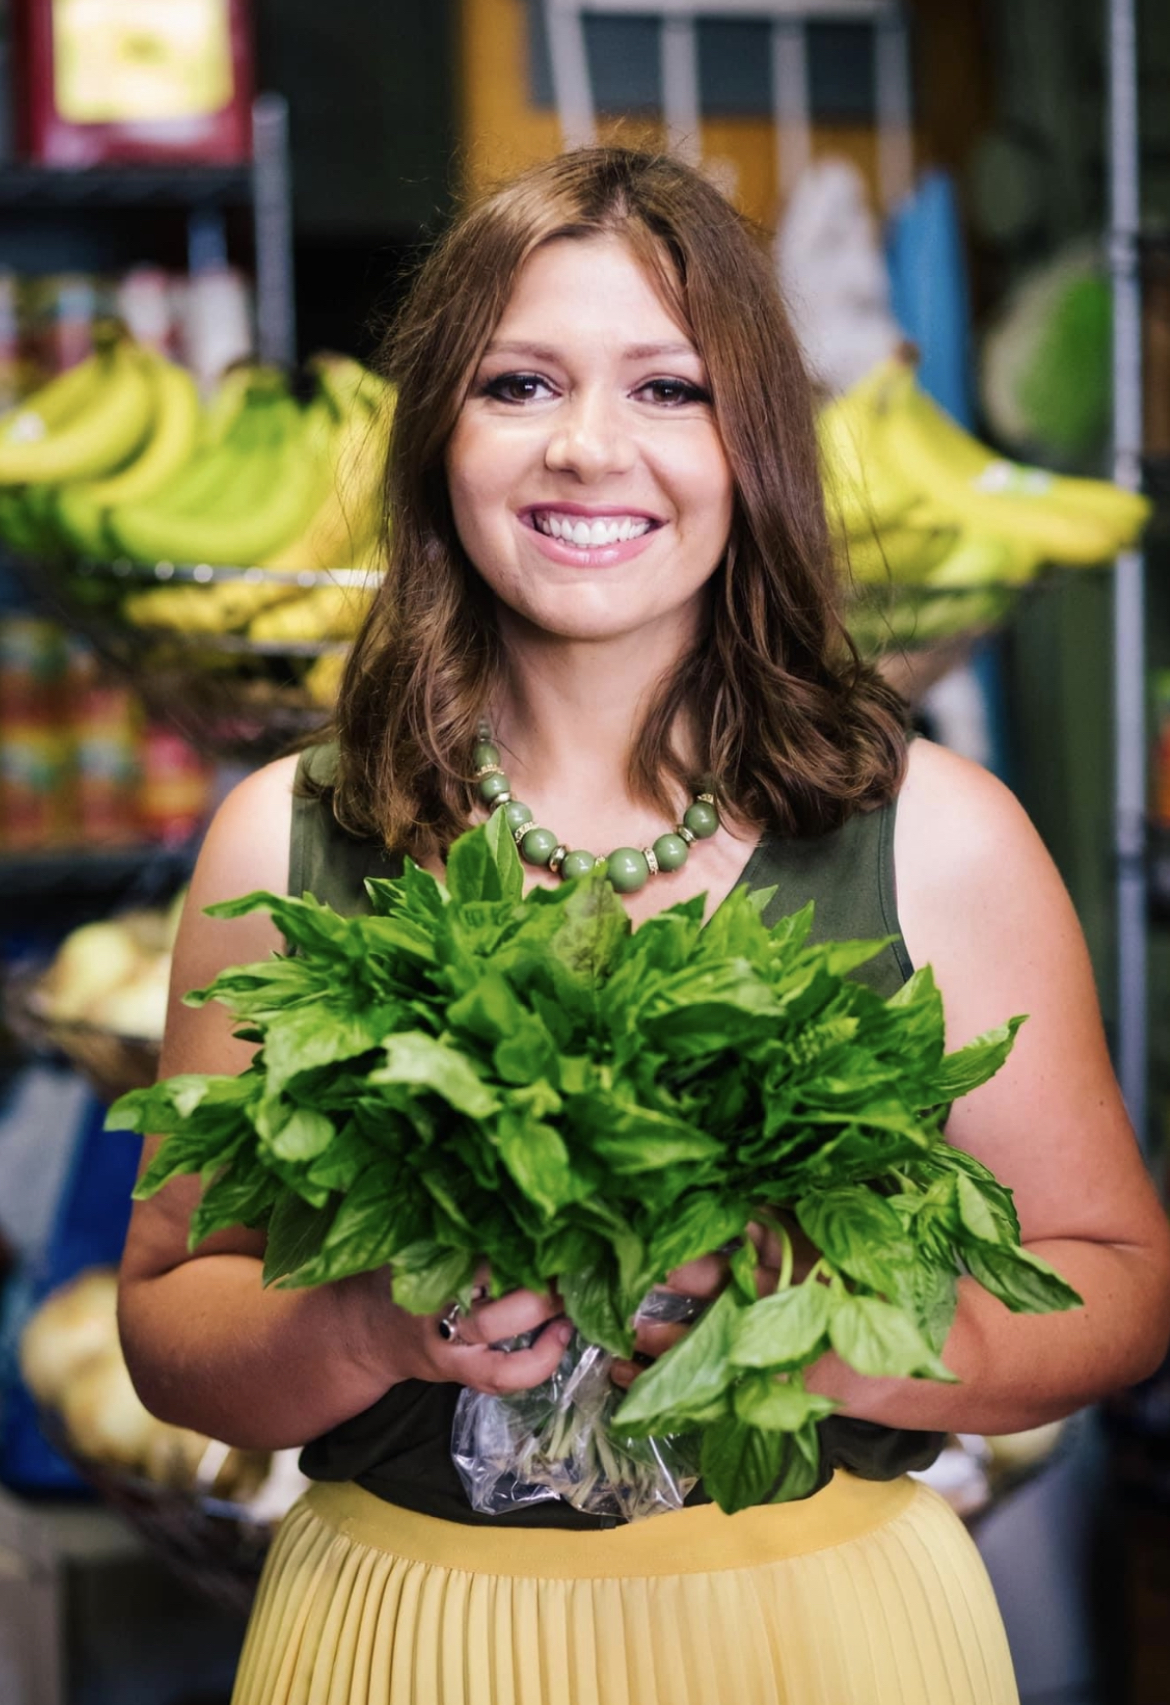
[544,387,635,482]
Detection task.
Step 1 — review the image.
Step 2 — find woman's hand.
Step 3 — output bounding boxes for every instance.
[610,1217,820,1389]
[388,1272,573,1396]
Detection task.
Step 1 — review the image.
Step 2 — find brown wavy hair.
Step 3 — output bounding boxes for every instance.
[329,146,907,856]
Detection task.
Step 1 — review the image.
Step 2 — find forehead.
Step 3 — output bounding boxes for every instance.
[490,234,694,351]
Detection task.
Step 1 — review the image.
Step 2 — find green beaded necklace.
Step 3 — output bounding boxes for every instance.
[472,725,720,895]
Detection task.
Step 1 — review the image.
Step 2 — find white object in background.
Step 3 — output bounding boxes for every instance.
[776,158,904,396]
[0,1066,90,1261]
[181,265,255,397]
[920,661,995,770]
[114,266,178,358]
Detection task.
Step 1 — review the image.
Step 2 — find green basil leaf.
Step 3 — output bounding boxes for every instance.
[560,1266,631,1358]
[729,1237,759,1304]
[769,1423,824,1504]
[262,1190,335,1285]
[729,1282,832,1370]
[700,1415,784,1513]
[931,1016,1027,1104]
[613,1285,742,1433]
[496,1111,579,1217]
[962,1242,1083,1314]
[795,1188,916,1294]
[732,1371,838,1431]
[485,802,525,904]
[368,1032,499,1118]
[390,1241,476,1315]
[828,1294,960,1381]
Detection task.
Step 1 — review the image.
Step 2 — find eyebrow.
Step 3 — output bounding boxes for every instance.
[483,340,700,363]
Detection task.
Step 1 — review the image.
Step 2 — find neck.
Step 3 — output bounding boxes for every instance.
[489,609,699,801]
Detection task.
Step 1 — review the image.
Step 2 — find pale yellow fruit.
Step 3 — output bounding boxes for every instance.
[44,921,143,1021]
[19,1268,119,1407]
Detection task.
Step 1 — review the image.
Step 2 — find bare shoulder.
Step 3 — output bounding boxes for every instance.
[160,751,301,1079]
[892,735,1091,1044]
[892,737,1073,958]
[895,735,1039,886]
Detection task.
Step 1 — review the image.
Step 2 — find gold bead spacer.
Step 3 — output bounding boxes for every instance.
[643,845,659,876]
[512,823,530,847]
[491,791,513,807]
[696,792,716,806]
[677,825,696,845]
[476,762,506,779]
[548,844,568,875]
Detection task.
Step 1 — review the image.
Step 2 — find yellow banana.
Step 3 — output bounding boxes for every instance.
[0,352,108,445]
[818,360,920,538]
[841,523,959,586]
[303,650,347,707]
[247,579,376,643]
[258,393,389,572]
[925,533,1043,590]
[876,363,1138,564]
[123,576,304,634]
[53,356,203,557]
[0,335,155,486]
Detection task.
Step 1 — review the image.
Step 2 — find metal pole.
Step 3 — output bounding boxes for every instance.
[1107,0,1148,1144]
[251,94,297,369]
[771,20,811,204]
[661,15,702,163]
[874,7,913,211]
[545,2,597,148]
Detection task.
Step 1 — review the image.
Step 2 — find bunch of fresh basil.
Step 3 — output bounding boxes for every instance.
[111,809,1080,1515]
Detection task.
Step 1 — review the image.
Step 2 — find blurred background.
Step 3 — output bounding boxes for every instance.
[0,2,1168,1701]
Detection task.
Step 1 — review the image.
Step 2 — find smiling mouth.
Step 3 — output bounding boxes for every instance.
[526,510,661,548]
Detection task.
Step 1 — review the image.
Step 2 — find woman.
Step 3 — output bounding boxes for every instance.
[118,148,1170,1704]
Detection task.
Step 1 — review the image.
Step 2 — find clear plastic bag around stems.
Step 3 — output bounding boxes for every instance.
[450,1291,705,1524]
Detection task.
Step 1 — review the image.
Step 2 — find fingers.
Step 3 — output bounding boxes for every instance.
[663,1252,729,1297]
[460,1286,562,1349]
[460,1318,575,1396]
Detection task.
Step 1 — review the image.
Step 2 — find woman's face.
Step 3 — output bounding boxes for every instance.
[445,235,734,648]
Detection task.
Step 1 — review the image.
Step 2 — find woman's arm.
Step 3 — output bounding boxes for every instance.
[117,756,568,1451]
[804,738,1170,1435]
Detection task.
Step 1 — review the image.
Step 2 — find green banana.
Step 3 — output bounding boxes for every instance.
[110,390,331,567]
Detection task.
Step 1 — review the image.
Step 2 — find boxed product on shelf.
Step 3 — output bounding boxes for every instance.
[12,0,255,167]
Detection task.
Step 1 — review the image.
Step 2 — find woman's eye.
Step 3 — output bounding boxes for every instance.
[481,372,554,403]
[637,378,711,406]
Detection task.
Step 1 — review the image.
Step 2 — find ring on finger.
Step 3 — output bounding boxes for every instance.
[437,1300,470,1345]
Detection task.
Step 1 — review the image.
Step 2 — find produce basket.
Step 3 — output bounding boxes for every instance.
[37,1410,295,1620]
[847,580,1025,702]
[4,962,161,1103]
[9,554,369,762]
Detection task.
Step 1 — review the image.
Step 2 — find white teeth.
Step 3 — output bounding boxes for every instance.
[532,512,653,548]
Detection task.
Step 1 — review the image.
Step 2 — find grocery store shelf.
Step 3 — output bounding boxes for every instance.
[0,840,198,900]
[0,162,254,210]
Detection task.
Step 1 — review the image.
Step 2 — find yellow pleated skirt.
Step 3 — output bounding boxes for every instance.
[232,1472,1018,1705]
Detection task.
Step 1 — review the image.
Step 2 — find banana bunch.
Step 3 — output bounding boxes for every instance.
[820,357,1151,654]
[0,323,157,492]
[115,356,391,646]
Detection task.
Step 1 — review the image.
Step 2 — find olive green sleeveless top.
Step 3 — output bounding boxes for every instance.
[293,742,945,1528]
